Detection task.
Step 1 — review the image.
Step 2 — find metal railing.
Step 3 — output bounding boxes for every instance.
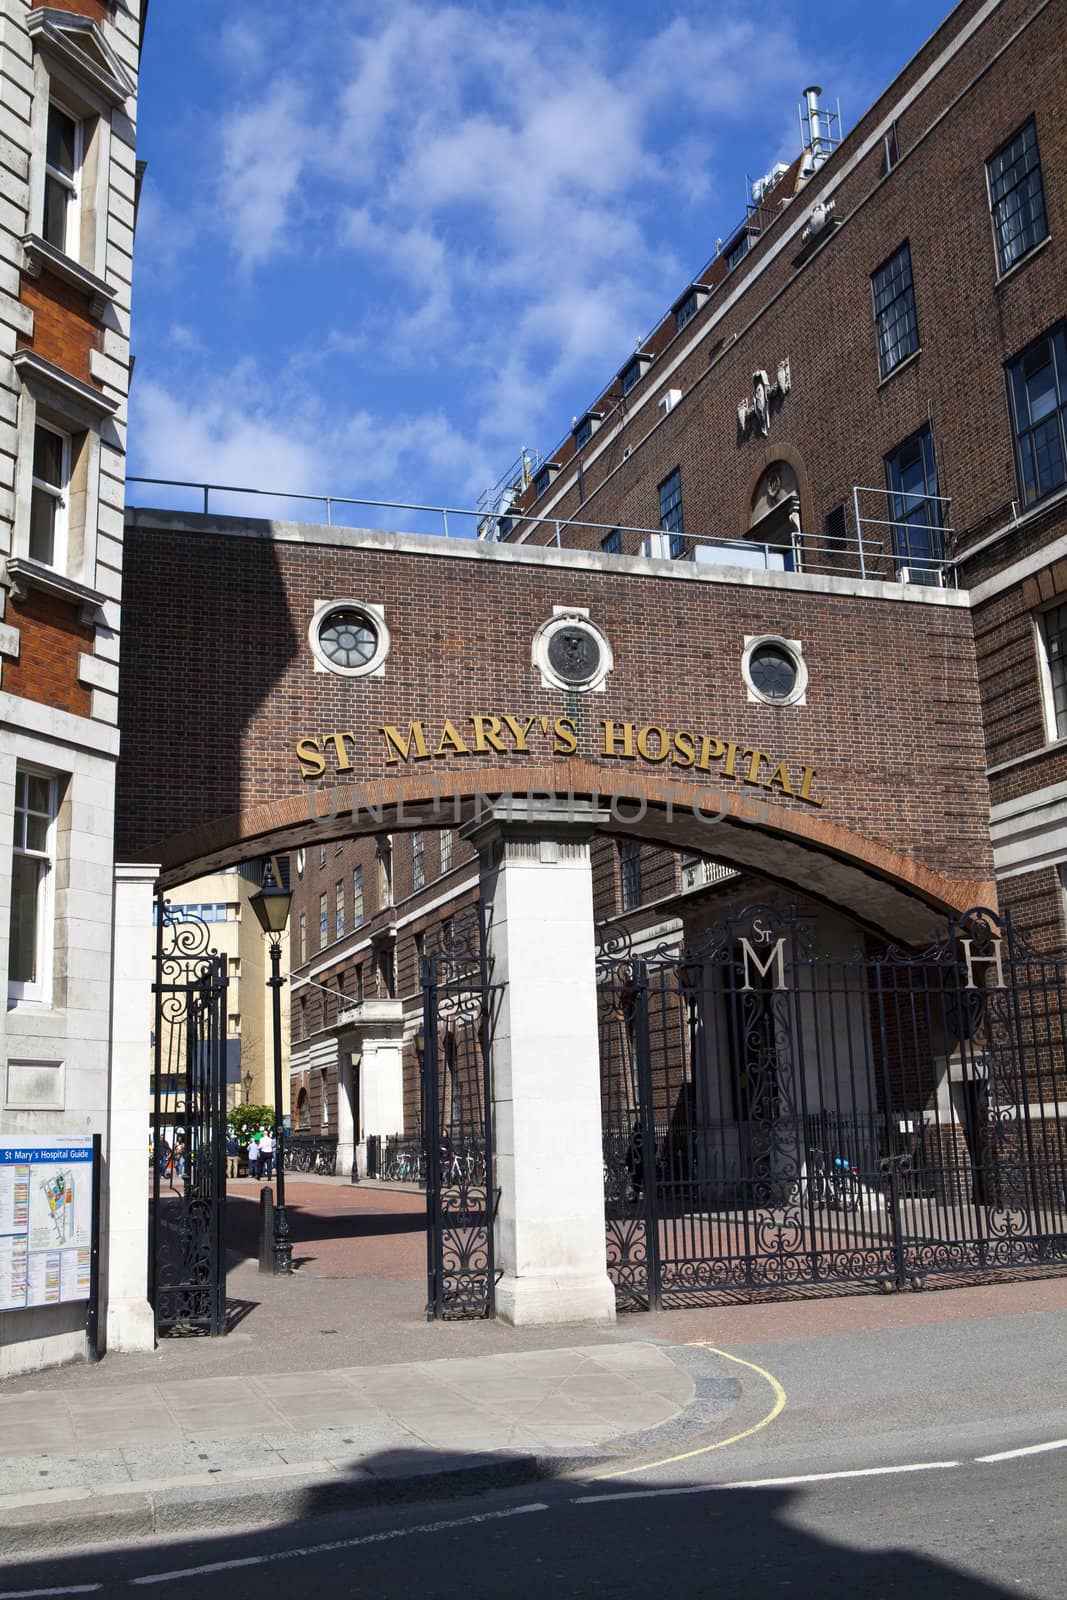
[126,476,955,586]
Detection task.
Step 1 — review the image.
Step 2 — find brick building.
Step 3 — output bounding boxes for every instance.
[0,1,145,1374]
[280,0,1067,1185]
[114,0,1067,1321]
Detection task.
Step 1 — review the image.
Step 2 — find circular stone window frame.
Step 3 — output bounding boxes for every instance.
[308,598,390,678]
[741,633,808,707]
[532,606,615,694]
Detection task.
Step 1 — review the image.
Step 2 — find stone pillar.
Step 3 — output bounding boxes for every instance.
[334,1000,405,1151]
[105,863,159,1353]
[336,1048,357,1179]
[463,802,615,1326]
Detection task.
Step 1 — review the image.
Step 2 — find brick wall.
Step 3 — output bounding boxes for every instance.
[31,0,114,23]
[19,271,103,388]
[3,590,91,715]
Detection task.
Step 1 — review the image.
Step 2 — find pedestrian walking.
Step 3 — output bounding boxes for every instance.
[173,1132,186,1181]
[258,1127,275,1182]
[226,1132,239,1180]
[247,1131,261,1182]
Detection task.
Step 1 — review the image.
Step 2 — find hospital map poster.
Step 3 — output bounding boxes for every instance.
[0,1140,93,1311]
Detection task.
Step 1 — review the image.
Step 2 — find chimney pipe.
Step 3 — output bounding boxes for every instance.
[804,85,823,149]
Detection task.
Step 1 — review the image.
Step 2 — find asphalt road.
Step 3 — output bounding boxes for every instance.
[0,1450,1062,1598]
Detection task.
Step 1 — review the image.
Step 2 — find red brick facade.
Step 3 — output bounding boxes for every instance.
[3,590,92,717]
[19,271,104,389]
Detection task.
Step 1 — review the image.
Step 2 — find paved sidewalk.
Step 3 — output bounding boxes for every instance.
[3,1179,1066,1557]
[0,1340,742,1554]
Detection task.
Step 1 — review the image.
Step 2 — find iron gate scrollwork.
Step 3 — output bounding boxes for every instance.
[421,905,498,1319]
[600,904,1067,1309]
[149,898,228,1336]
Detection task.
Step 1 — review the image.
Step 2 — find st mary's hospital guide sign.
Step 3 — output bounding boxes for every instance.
[0,1139,92,1310]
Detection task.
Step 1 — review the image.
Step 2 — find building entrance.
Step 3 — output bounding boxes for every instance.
[599,903,1067,1308]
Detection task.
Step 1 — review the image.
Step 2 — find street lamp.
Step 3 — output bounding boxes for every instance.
[242,1071,253,1104]
[249,861,293,1274]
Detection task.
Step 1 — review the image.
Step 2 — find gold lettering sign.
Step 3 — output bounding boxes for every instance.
[293,713,825,807]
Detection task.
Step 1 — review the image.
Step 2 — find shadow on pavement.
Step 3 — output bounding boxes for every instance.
[0,1446,1037,1598]
[224,1189,426,1269]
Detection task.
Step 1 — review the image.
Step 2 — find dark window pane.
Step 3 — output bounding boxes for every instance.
[659,470,683,536]
[29,487,57,564]
[1007,325,1067,508]
[885,426,943,568]
[601,529,622,554]
[9,854,42,983]
[33,429,63,487]
[46,105,77,179]
[988,119,1048,273]
[871,244,919,377]
[1045,602,1067,739]
[42,175,69,250]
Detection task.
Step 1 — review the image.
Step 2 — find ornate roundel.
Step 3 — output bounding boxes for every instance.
[547,625,602,684]
[532,610,614,693]
[308,600,390,678]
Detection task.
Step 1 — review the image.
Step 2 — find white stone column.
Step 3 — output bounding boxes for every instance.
[104,863,159,1353]
[336,1048,356,1179]
[463,802,615,1326]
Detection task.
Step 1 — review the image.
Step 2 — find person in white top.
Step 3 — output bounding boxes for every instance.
[258,1128,275,1182]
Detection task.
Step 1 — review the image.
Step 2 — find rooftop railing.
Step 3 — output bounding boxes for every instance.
[125,476,955,587]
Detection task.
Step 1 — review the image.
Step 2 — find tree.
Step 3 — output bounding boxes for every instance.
[227,1104,274,1143]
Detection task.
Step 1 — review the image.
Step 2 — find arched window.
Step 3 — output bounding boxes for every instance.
[296,1089,310,1131]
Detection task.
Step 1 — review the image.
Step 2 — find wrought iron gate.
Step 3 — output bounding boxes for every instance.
[600,904,1067,1309]
[421,907,498,1319]
[149,900,229,1335]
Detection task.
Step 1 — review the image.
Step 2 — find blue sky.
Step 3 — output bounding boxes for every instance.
[129,0,948,533]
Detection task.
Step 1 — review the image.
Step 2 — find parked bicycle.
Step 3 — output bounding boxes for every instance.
[807,1147,861,1210]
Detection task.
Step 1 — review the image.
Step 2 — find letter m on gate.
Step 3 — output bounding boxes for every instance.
[739,936,788,991]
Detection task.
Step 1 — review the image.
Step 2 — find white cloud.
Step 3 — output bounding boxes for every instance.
[140,1,820,502]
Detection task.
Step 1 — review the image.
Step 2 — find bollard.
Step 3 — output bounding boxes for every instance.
[258,1184,275,1274]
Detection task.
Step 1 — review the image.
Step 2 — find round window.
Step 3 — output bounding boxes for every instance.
[308,600,390,677]
[742,635,807,706]
[748,644,797,701]
[319,608,378,669]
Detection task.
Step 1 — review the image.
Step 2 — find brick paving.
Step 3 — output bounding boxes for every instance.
[226,1175,426,1281]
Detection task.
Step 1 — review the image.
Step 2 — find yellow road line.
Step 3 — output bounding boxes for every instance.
[592,1342,787,1481]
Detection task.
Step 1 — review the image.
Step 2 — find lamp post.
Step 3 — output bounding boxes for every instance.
[249,862,293,1275]
[242,1071,253,1105]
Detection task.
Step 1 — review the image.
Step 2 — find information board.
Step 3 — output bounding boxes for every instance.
[0,1140,93,1311]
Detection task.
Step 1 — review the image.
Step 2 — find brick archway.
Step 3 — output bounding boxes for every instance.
[119,509,995,948]
[151,762,992,944]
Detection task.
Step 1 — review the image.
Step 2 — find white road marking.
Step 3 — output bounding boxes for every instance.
[129,1502,550,1585]
[976,1438,1067,1463]
[575,1460,962,1503]
[0,1587,102,1598]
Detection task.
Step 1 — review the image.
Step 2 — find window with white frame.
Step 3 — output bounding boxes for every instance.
[29,422,70,569]
[298,911,306,963]
[439,829,453,874]
[335,880,344,940]
[1038,600,1067,741]
[319,891,328,948]
[42,100,81,257]
[411,831,424,892]
[352,865,364,927]
[9,768,58,1003]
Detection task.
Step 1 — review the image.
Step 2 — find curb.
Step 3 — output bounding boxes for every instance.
[0,1344,745,1556]
[0,1452,578,1556]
